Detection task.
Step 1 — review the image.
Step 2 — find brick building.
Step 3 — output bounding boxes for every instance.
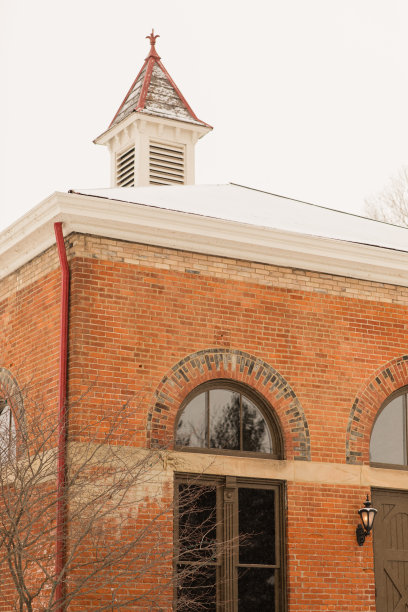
[1,32,408,611]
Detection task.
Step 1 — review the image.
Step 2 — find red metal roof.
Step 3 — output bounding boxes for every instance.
[109,31,211,129]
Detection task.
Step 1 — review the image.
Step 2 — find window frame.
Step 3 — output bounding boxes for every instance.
[370,386,408,470]
[174,380,284,460]
[174,473,287,612]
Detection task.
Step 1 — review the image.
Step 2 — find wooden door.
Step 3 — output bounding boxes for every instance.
[372,489,408,612]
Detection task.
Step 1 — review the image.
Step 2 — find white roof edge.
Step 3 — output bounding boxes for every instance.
[0,192,67,279]
[1,190,408,287]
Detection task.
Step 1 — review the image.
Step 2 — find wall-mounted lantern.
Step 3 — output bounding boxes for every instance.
[356,494,377,546]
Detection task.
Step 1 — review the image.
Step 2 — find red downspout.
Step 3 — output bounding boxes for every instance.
[54,222,69,611]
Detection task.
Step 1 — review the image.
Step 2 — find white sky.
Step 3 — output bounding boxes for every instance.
[1,0,408,233]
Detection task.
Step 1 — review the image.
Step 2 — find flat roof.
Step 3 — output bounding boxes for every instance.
[73,183,408,254]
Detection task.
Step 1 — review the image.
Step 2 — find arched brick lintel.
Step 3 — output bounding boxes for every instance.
[148,348,310,461]
[346,355,408,464]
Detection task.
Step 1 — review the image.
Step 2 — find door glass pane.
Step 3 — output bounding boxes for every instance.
[176,393,207,448]
[177,564,216,611]
[238,568,275,612]
[242,396,272,453]
[239,488,275,565]
[209,390,240,450]
[370,395,406,464]
[178,484,217,562]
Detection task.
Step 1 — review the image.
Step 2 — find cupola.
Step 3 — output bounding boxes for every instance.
[94,31,212,187]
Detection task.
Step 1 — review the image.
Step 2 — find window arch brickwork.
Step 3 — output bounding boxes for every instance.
[148,348,310,461]
[346,355,408,464]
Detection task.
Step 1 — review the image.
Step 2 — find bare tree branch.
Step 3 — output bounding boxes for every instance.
[0,386,236,611]
[365,166,408,227]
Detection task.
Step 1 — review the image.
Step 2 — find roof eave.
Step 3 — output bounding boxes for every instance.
[2,191,408,288]
[94,111,212,146]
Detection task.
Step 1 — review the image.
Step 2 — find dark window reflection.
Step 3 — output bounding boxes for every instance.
[176,393,207,448]
[176,478,281,612]
[178,484,217,562]
[239,488,275,565]
[209,390,240,450]
[242,397,272,453]
[177,388,274,455]
[177,565,216,611]
[238,568,275,612]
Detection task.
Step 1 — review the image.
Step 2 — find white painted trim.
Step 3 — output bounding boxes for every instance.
[95,113,207,187]
[94,112,210,146]
[1,191,408,287]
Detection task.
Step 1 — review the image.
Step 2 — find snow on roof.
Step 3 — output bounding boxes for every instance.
[72,183,408,254]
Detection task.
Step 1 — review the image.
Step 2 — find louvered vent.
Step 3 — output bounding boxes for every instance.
[149,142,185,185]
[116,147,135,187]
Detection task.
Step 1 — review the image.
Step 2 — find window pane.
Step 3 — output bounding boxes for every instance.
[176,477,283,612]
[0,403,14,461]
[176,393,207,448]
[178,484,217,562]
[177,565,216,611]
[370,395,406,465]
[239,488,276,565]
[242,396,272,453]
[209,390,240,450]
[238,568,275,612]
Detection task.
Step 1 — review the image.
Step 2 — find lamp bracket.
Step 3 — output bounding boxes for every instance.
[356,524,366,546]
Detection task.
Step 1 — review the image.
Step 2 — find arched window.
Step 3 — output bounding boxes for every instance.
[175,381,282,458]
[0,368,22,463]
[370,388,408,467]
[0,398,16,461]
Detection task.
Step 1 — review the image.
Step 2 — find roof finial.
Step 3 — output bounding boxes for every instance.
[145,29,161,59]
[147,29,159,46]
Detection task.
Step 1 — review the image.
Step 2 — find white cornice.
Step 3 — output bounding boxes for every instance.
[94,112,211,146]
[1,191,408,288]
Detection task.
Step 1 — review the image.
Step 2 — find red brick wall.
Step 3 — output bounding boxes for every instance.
[0,246,62,611]
[64,237,408,610]
[287,482,376,611]
[2,232,408,609]
[68,246,408,462]
[0,246,61,415]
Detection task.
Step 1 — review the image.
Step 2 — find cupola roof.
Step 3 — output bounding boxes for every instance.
[109,31,211,129]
